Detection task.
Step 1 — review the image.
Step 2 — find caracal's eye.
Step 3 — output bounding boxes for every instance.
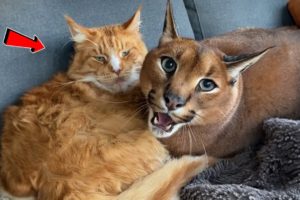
[121,50,130,57]
[94,55,106,63]
[161,56,177,74]
[198,79,217,92]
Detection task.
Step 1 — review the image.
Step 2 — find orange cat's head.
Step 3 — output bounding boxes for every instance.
[140,1,269,138]
[65,7,147,93]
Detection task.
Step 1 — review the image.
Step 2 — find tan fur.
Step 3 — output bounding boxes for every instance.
[289,0,300,27]
[0,9,214,199]
[140,1,300,157]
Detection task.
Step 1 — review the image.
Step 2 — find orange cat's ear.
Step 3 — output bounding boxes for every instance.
[122,6,142,32]
[224,47,272,83]
[65,16,88,43]
[159,0,179,45]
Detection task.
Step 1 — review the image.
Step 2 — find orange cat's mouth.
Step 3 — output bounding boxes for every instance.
[115,77,125,84]
[151,112,176,132]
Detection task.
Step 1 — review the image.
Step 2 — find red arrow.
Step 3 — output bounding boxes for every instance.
[3,28,45,53]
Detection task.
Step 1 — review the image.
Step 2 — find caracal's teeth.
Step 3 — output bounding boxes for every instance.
[154,116,159,124]
[166,124,172,130]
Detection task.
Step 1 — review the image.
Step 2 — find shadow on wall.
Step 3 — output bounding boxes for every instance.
[281,4,295,25]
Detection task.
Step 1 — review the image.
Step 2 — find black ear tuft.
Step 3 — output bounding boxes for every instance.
[224,46,274,82]
[159,0,179,45]
[223,46,274,64]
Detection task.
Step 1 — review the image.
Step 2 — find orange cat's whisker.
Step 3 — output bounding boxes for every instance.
[53,80,76,87]
[125,103,147,117]
[95,74,112,78]
[120,104,148,130]
[62,40,73,50]
[95,99,133,104]
[95,76,115,81]
[96,78,114,82]
[49,80,78,99]
[138,101,149,108]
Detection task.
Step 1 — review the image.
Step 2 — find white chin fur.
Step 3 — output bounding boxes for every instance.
[148,109,183,138]
[82,66,140,93]
[108,70,139,93]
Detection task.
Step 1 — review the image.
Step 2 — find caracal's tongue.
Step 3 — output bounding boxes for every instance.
[157,112,173,126]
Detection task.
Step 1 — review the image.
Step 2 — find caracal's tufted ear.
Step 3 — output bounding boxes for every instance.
[159,0,179,45]
[224,47,273,84]
[65,16,89,43]
[122,6,142,32]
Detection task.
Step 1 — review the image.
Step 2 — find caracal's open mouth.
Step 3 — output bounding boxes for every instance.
[151,112,176,132]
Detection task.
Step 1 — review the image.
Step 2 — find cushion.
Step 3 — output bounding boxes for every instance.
[184,0,294,40]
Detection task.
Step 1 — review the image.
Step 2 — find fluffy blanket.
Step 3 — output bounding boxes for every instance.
[180,118,300,200]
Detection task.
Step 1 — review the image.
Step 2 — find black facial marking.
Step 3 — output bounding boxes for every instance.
[148,99,163,110]
[147,89,165,111]
[150,89,156,94]
[147,96,164,110]
[186,94,192,103]
[229,78,237,86]
[165,83,171,91]
[148,91,155,99]
[183,115,194,122]
[189,110,196,114]
[151,102,165,111]
[223,54,250,63]
[148,94,154,100]
[205,67,216,77]
[147,89,156,100]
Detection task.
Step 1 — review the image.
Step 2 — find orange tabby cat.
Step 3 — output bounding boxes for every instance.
[0,8,213,200]
[140,1,300,157]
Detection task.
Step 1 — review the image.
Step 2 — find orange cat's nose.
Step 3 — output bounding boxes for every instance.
[114,69,121,76]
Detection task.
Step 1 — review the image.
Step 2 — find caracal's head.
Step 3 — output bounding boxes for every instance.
[140,1,269,138]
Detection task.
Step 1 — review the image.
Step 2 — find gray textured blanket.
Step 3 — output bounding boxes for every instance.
[180,118,300,200]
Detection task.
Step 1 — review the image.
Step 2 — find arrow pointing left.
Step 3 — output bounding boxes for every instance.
[3,28,45,53]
